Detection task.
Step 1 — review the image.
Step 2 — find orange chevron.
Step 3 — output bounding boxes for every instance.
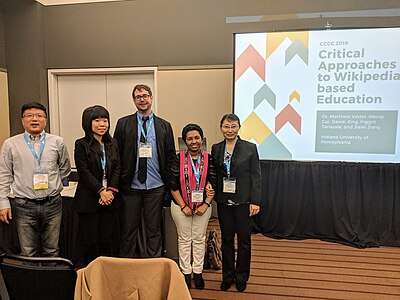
[275,104,301,134]
[235,45,265,81]
[266,31,309,60]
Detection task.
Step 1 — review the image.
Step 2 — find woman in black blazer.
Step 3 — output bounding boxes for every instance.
[74,105,120,266]
[211,113,261,292]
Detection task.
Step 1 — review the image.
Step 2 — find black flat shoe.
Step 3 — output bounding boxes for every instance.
[193,273,205,289]
[236,281,247,292]
[220,280,233,291]
[184,274,191,289]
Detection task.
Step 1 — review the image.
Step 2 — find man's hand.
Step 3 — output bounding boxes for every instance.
[0,208,12,224]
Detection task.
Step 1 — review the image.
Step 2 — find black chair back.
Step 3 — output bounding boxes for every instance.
[0,254,76,300]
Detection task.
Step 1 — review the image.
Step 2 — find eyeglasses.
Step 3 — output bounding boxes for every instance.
[23,113,46,120]
[221,125,239,130]
[134,94,150,101]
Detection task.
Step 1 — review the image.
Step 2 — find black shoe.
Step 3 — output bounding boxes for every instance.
[236,281,247,292]
[184,274,191,289]
[220,280,233,291]
[193,273,205,289]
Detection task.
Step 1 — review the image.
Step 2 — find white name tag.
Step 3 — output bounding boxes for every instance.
[191,189,204,203]
[139,143,152,158]
[223,177,236,193]
[33,172,49,190]
[102,178,108,189]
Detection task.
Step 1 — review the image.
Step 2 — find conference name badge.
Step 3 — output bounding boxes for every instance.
[191,189,204,203]
[102,178,108,189]
[139,143,152,158]
[223,177,236,193]
[33,172,49,190]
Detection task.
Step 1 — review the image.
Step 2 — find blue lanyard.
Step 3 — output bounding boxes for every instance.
[101,142,106,175]
[189,153,202,186]
[137,115,153,141]
[24,132,46,166]
[224,145,234,178]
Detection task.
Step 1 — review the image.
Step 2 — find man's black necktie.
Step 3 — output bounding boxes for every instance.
[138,116,149,184]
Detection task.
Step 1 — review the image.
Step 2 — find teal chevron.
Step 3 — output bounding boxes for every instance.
[254,84,276,110]
[258,134,292,160]
[285,39,309,65]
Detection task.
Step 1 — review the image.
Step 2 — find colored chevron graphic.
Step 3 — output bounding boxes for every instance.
[289,90,300,103]
[254,84,276,110]
[285,38,309,65]
[275,104,302,134]
[258,134,292,160]
[235,45,265,82]
[266,31,309,60]
[239,112,272,145]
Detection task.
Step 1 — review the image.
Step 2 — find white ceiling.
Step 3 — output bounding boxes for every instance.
[35,0,128,6]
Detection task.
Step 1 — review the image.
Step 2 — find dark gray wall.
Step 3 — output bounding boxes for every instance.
[3,0,400,133]
[0,0,5,69]
[44,0,400,68]
[3,0,46,135]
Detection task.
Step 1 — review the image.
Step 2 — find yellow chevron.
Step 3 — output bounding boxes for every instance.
[239,112,271,144]
[266,31,309,60]
[289,90,301,103]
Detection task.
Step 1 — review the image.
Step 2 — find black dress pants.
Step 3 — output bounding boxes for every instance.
[217,202,252,284]
[77,208,118,266]
[119,186,165,258]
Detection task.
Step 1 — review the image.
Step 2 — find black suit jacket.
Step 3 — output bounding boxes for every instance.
[113,112,176,192]
[74,137,120,213]
[211,137,261,205]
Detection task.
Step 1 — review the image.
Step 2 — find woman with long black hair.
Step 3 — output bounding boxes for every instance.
[74,105,120,266]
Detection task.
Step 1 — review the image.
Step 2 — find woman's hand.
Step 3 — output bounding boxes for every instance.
[181,205,193,217]
[205,182,215,198]
[249,204,260,217]
[194,203,208,216]
[99,190,114,205]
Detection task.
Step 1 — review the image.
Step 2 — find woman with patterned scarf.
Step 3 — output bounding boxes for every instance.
[170,124,216,290]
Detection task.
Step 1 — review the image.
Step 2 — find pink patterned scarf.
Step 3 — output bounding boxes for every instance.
[179,150,209,209]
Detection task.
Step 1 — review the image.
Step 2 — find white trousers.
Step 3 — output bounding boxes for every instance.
[171,201,211,274]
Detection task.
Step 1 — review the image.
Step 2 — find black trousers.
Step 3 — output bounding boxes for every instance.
[77,208,118,266]
[217,202,252,284]
[119,186,165,258]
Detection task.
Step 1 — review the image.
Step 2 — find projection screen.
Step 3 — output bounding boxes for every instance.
[233,27,400,163]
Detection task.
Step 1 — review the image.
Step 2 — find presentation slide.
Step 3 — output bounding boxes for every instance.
[234,27,400,163]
